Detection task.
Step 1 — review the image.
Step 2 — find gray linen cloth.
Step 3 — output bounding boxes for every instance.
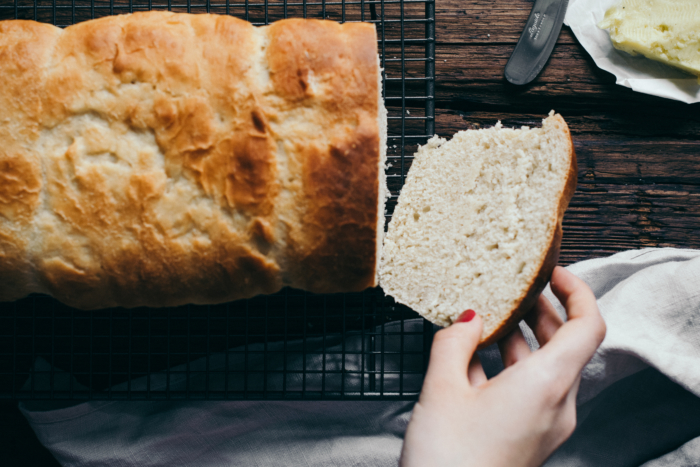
[19,248,700,467]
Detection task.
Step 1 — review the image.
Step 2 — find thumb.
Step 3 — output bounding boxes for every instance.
[424,310,483,389]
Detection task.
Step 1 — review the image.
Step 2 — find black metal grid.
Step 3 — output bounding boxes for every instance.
[0,0,436,400]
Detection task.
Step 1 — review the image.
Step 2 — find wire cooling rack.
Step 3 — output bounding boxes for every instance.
[0,0,435,400]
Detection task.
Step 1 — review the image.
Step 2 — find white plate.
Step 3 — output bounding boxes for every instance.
[564,0,700,103]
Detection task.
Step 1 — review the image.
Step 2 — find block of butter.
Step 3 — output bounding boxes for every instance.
[598,0,700,82]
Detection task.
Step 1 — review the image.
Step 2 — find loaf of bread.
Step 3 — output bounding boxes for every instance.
[380,113,576,348]
[0,12,388,309]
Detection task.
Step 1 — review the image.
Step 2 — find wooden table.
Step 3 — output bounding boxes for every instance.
[434,0,700,264]
[3,2,700,464]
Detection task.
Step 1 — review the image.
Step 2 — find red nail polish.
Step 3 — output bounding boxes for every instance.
[456,309,476,323]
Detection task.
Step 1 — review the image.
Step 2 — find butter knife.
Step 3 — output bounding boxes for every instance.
[504,0,570,85]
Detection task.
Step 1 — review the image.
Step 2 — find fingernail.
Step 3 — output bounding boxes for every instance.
[456,309,476,323]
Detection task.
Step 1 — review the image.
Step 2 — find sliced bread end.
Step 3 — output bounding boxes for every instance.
[379,112,576,348]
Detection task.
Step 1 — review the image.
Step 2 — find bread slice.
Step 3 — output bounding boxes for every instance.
[379,112,576,348]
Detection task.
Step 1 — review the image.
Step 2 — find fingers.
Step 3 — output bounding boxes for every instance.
[498,326,531,368]
[524,294,564,346]
[468,354,488,387]
[550,266,601,324]
[536,267,606,383]
[423,311,483,388]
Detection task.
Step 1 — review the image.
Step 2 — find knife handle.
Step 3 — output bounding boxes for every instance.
[504,0,569,86]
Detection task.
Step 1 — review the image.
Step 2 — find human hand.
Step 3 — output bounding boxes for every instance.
[399,266,606,467]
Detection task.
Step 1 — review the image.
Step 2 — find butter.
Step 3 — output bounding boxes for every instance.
[598,0,700,82]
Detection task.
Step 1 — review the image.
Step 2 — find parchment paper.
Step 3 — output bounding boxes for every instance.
[564,0,700,103]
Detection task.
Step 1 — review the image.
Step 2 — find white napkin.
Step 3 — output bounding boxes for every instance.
[20,248,700,467]
[542,248,700,467]
[565,0,700,103]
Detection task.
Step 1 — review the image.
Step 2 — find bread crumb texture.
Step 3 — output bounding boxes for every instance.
[599,0,700,81]
[380,113,574,341]
[0,13,382,308]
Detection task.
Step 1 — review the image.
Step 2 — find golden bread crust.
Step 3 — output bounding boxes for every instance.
[267,19,381,293]
[0,13,381,309]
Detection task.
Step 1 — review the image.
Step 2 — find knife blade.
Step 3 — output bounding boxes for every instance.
[504,0,569,85]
